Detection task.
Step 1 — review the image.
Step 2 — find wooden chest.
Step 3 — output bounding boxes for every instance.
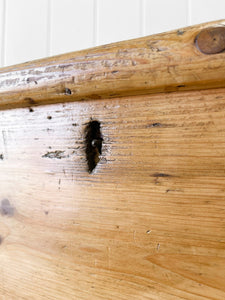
[0,20,225,299]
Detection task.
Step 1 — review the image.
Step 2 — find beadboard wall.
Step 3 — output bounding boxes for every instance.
[0,0,225,67]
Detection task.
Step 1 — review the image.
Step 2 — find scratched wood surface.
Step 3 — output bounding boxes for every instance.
[0,87,225,299]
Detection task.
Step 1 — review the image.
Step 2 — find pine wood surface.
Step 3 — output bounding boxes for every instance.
[0,87,225,299]
[1,19,225,299]
[0,20,225,110]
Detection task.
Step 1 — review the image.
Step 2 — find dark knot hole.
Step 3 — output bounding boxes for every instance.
[85,120,103,173]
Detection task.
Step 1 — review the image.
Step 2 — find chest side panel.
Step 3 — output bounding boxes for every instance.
[0,88,225,299]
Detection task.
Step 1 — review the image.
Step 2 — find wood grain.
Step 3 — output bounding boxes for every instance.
[0,87,225,299]
[0,20,225,110]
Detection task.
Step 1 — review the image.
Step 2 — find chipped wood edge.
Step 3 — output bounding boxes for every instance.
[0,19,225,110]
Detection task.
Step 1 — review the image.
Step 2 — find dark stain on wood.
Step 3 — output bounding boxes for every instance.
[47,116,52,120]
[0,236,3,245]
[85,120,103,173]
[149,123,162,128]
[29,107,34,112]
[166,189,183,193]
[109,93,120,97]
[42,150,66,159]
[153,173,172,178]
[87,94,102,100]
[0,199,14,217]
[177,30,185,36]
[0,154,3,160]
[147,122,175,128]
[26,78,38,85]
[147,41,167,52]
[24,97,36,105]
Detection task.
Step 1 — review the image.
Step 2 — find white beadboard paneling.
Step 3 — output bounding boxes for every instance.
[4,0,48,66]
[145,0,189,35]
[0,0,4,67]
[98,0,141,45]
[0,0,3,67]
[50,0,94,56]
[190,0,225,24]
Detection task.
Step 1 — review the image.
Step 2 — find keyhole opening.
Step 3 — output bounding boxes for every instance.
[85,120,103,173]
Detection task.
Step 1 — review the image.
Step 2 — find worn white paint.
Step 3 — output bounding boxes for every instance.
[0,0,224,67]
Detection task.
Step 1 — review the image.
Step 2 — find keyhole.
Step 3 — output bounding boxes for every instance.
[85,120,103,173]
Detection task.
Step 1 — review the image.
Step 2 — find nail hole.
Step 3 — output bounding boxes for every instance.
[85,120,103,173]
[152,123,162,127]
[65,88,72,95]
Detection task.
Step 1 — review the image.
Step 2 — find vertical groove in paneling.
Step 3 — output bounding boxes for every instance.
[2,0,6,67]
[0,0,2,66]
[187,0,192,25]
[93,0,99,46]
[46,0,52,57]
[140,0,146,36]
[0,0,6,67]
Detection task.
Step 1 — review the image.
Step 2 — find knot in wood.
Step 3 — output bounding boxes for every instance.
[195,26,225,54]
